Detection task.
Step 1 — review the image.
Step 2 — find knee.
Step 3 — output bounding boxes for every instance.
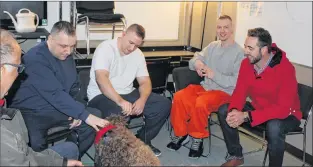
[217,103,229,117]
[29,136,47,152]
[86,107,102,118]
[63,142,80,160]
[173,89,186,101]
[160,96,172,115]
[266,120,284,141]
[31,142,45,152]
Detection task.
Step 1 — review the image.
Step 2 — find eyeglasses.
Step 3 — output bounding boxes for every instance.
[1,63,25,73]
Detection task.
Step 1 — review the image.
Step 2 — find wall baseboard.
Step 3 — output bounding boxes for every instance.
[285,142,312,166]
[241,126,312,166]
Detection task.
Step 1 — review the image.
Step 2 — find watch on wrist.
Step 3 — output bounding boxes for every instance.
[244,112,250,122]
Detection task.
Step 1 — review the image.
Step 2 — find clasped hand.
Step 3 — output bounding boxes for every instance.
[195,60,214,78]
[226,109,245,128]
[118,98,146,116]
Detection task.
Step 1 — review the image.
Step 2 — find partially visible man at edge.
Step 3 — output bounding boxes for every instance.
[0,28,83,166]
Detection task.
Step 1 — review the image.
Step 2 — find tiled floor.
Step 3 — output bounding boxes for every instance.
[81,115,308,166]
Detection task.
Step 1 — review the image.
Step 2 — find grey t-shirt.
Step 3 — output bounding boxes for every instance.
[189,40,245,95]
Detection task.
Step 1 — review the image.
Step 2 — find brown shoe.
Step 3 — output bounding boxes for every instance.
[221,159,244,167]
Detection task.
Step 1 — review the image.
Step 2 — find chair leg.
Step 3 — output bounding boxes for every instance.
[208,116,212,155]
[262,146,269,167]
[112,24,116,39]
[166,118,171,131]
[302,130,306,167]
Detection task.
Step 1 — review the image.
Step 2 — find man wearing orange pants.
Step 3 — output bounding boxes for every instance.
[167,15,245,158]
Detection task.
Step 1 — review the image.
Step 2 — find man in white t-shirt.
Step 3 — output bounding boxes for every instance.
[87,24,171,156]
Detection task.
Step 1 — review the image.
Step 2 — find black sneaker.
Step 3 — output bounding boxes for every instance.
[188,137,203,159]
[148,144,162,157]
[166,135,189,151]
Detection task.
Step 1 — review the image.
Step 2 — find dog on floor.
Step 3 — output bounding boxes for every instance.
[94,114,161,166]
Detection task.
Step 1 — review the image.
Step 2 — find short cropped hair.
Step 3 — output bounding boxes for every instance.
[126,24,145,40]
[218,15,232,22]
[50,21,76,36]
[247,27,272,53]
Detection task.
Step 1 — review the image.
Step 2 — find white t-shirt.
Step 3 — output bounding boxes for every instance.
[87,38,149,101]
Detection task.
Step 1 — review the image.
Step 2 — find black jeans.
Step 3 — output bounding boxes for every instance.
[217,102,301,167]
[21,107,101,159]
[88,89,171,145]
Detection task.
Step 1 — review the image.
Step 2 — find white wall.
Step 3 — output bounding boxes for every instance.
[41,2,60,32]
[73,2,181,41]
[235,2,313,155]
[235,2,312,67]
[115,2,180,40]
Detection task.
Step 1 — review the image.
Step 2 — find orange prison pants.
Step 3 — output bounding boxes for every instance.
[171,84,231,138]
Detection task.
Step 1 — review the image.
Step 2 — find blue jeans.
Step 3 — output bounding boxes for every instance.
[50,142,79,160]
[217,102,301,167]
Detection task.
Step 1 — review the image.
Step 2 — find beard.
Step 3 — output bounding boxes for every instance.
[246,50,262,64]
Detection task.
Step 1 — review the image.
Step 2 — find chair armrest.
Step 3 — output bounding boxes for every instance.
[172,66,203,92]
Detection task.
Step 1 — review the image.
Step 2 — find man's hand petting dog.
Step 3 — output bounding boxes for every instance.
[226,109,245,128]
[85,114,110,131]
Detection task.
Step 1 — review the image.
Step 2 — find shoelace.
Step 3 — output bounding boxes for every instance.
[171,136,183,144]
[191,138,202,150]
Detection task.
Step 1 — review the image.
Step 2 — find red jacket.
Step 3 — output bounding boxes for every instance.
[228,43,302,127]
[0,99,5,107]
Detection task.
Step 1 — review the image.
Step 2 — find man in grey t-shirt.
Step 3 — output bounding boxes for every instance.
[167,15,245,158]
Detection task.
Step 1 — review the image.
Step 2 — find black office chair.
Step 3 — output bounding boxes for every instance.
[179,55,193,67]
[46,126,73,146]
[171,66,220,157]
[73,1,127,58]
[134,57,171,96]
[261,83,313,167]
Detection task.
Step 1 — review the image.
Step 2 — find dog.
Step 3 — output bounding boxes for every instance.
[94,114,161,166]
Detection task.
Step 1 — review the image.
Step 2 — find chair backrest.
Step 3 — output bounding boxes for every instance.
[180,56,193,67]
[147,57,171,90]
[76,68,91,106]
[172,66,203,92]
[76,1,115,14]
[134,57,171,94]
[297,83,313,120]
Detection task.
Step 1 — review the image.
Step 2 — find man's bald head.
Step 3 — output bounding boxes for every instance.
[0,29,22,99]
[0,29,21,64]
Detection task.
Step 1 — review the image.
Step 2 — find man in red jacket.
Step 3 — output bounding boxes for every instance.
[218,27,302,167]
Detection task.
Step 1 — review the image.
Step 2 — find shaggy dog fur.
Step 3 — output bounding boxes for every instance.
[94,115,161,166]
